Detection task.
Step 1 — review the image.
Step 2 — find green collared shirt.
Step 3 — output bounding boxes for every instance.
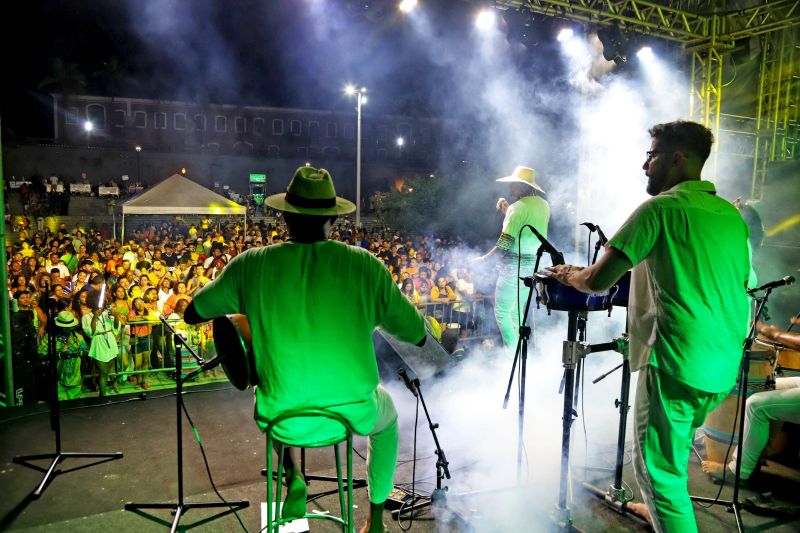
[609,180,751,393]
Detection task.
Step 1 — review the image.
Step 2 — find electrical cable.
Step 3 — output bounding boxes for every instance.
[180,395,249,532]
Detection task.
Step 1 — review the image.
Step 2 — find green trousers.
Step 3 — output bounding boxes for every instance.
[633,365,727,533]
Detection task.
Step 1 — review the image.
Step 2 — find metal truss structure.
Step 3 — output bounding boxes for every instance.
[499,0,800,194]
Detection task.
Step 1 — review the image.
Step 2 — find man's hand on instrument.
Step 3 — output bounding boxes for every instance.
[757,322,782,342]
[542,264,585,287]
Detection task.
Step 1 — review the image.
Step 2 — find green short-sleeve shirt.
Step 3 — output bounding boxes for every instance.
[608,180,750,393]
[193,240,425,430]
[496,195,551,268]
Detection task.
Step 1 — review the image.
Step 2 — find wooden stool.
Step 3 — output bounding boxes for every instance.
[265,408,354,532]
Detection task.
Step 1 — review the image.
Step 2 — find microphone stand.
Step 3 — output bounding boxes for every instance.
[502,225,563,482]
[689,289,774,533]
[13,305,123,498]
[125,317,249,533]
[392,369,453,521]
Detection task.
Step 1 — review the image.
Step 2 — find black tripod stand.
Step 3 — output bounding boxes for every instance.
[13,306,123,498]
[125,318,248,533]
[392,367,452,520]
[689,288,774,533]
[503,224,565,482]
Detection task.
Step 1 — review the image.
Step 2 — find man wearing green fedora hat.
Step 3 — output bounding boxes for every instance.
[186,166,426,533]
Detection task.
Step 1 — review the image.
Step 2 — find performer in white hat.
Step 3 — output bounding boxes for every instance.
[476,165,550,350]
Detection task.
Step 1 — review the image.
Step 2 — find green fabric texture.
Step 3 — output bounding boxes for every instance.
[193,240,425,438]
[636,365,727,533]
[496,195,550,267]
[609,180,750,393]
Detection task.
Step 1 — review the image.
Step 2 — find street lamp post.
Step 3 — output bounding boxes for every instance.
[346,85,367,228]
[135,145,142,183]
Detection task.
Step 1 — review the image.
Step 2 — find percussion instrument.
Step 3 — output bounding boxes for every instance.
[702,343,776,463]
[610,271,631,308]
[776,348,800,378]
[211,314,257,390]
[535,274,613,312]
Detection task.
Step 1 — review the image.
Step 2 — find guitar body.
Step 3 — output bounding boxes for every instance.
[212,314,257,390]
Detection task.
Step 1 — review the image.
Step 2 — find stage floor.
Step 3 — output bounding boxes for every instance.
[1,384,798,532]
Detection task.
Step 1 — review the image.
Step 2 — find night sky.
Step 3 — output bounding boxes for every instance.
[1,0,575,139]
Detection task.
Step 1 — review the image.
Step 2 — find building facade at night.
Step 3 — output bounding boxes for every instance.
[4,93,455,202]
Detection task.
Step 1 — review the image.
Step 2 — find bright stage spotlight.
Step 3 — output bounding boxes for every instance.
[398,0,417,13]
[345,84,356,95]
[84,121,94,132]
[637,46,654,61]
[396,137,405,147]
[475,9,495,31]
[557,28,574,42]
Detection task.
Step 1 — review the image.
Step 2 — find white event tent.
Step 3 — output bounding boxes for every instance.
[120,174,246,240]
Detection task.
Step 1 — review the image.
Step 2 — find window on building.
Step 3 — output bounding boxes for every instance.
[272,119,284,135]
[377,148,388,159]
[215,116,227,132]
[207,142,220,151]
[296,146,309,157]
[397,122,412,139]
[193,114,206,130]
[377,125,388,142]
[268,145,280,157]
[174,113,186,130]
[134,111,147,128]
[235,116,246,133]
[322,146,341,159]
[253,118,265,135]
[66,107,79,125]
[290,120,301,136]
[308,120,320,138]
[326,122,337,138]
[87,104,106,130]
[112,110,126,128]
[343,124,354,139]
[154,112,167,129]
[419,127,431,143]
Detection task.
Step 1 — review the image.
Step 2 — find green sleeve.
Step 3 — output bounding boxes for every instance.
[375,257,425,344]
[608,198,661,266]
[192,251,245,319]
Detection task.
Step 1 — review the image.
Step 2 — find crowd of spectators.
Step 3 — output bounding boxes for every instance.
[6,215,495,404]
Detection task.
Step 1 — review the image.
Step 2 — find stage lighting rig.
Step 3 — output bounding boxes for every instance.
[503,6,538,47]
[597,25,629,65]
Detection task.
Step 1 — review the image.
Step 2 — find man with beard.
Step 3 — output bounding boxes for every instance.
[547,120,750,532]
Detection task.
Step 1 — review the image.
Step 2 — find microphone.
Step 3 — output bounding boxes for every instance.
[397,367,418,398]
[581,222,608,246]
[748,275,795,295]
[524,224,565,265]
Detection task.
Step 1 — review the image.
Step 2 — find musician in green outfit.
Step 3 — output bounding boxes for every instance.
[547,120,751,532]
[186,166,425,533]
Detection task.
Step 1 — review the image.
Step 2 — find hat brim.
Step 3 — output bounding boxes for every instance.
[265,193,356,216]
[496,176,545,193]
[56,320,79,328]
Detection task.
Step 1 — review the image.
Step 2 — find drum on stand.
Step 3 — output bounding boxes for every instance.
[776,348,800,378]
[702,342,776,463]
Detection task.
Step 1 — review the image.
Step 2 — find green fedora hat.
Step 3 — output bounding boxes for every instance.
[266,166,356,216]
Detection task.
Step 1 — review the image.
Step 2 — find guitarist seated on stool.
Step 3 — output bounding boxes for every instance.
[185,166,426,533]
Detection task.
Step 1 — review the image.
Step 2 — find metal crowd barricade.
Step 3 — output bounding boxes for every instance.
[90,316,218,383]
[415,295,495,343]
